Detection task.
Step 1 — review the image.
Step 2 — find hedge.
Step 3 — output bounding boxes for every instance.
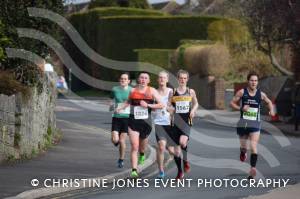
[207,18,251,48]
[88,0,150,9]
[173,43,230,77]
[135,49,174,87]
[97,15,221,61]
[66,8,225,90]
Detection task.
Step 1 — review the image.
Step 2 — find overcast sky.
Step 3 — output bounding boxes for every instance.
[64,0,186,5]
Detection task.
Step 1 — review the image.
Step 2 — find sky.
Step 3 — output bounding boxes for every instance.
[64,0,186,5]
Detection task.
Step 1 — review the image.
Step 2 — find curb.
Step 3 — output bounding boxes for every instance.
[5,120,157,199]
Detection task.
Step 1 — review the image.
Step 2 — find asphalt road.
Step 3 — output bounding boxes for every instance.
[52,99,300,199]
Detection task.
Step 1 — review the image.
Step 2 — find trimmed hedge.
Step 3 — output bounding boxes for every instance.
[97,15,221,61]
[207,18,251,48]
[67,7,167,90]
[66,8,226,90]
[173,43,230,77]
[135,49,174,87]
[71,7,166,18]
[88,0,150,9]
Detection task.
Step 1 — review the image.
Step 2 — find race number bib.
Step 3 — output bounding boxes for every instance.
[175,101,190,113]
[134,106,148,119]
[243,107,258,121]
[156,108,169,117]
[117,103,130,114]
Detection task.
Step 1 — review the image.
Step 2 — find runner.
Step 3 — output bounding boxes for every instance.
[110,72,132,168]
[153,71,177,179]
[169,69,199,179]
[230,71,274,179]
[118,72,163,178]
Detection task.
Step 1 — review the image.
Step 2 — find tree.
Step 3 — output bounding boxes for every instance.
[0,0,64,86]
[0,20,10,65]
[241,0,299,77]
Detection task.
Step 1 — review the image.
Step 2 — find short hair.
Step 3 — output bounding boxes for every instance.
[158,70,169,78]
[177,69,189,78]
[247,71,259,81]
[138,71,150,77]
[120,72,130,79]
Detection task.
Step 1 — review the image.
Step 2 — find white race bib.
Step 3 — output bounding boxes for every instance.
[134,106,148,119]
[175,101,190,113]
[155,108,169,117]
[117,103,130,114]
[242,107,258,121]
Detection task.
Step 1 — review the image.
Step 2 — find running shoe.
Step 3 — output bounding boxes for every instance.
[240,152,247,162]
[157,171,165,179]
[130,170,139,178]
[138,154,145,165]
[117,159,124,168]
[183,161,191,173]
[176,171,184,180]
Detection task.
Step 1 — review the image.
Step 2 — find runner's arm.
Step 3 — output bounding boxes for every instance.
[115,101,130,113]
[261,92,274,116]
[147,88,164,109]
[190,89,199,118]
[230,89,243,111]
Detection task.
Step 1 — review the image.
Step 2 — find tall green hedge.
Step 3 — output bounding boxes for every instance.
[66,8,223,90]
[135,49,174,87]
[89,0,150,9]
[97,15,221,61]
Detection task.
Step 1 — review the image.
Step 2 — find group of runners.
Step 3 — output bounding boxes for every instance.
[109,69,274,180]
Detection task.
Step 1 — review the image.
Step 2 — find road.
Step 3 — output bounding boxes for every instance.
[51,98,300,199]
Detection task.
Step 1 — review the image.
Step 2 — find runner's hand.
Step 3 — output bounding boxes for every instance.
[242,105,250,112]
[115,108,122,113]
[167,106,174,114]
[269,110,275,117]
[190,111,195,119]
[140,100,148,108]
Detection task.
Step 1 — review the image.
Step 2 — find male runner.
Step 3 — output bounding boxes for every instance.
[169,69,199,179]
[110,72,131,168]
[153,71,177,179]
[230,71,274,179]
[118,72,163,178]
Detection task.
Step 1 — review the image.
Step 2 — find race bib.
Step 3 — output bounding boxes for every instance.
[117,103,130,114]
[243,107,258,121]
[175,101,190,113]
[134,106,148,119]
[155,108,169,117]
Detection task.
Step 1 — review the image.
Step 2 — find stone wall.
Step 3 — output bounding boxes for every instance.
[0,73,57,162]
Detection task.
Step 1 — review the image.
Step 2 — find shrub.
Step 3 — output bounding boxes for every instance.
[0,70,30,97]
[172,43,230,77]
[207,18,251,49]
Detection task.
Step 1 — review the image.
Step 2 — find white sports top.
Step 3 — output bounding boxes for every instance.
[153,88,172,125]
